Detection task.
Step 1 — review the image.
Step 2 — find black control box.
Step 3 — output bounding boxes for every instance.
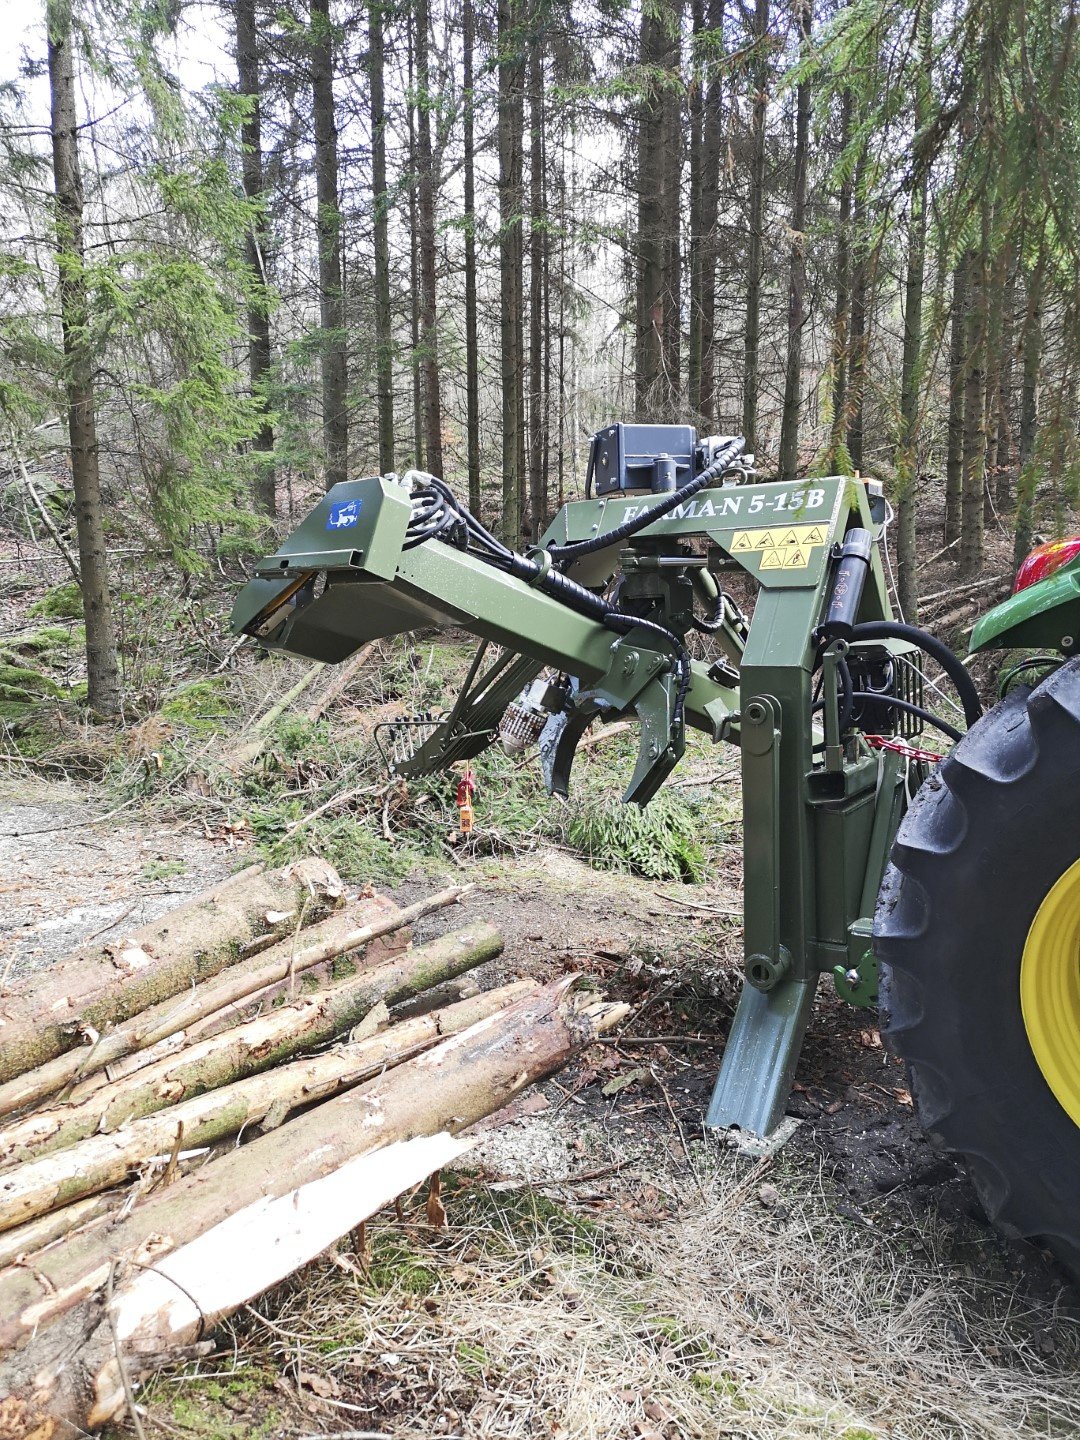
[589,423,697,496]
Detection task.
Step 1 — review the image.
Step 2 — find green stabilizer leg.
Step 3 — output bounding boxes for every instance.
[704,977,816,1136]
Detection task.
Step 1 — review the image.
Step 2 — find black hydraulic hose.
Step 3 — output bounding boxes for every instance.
[546,436,745,568]
[862,694,963,744]
[846,620,983,729]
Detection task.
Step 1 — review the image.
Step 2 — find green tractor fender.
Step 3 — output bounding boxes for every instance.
[969,553,1080,656]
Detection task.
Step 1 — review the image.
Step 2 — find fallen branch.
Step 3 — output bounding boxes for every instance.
[0,921,503,1180]
[0,858,344,1087]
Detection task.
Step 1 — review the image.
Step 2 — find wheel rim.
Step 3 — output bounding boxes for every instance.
[1021,856,1080,1127]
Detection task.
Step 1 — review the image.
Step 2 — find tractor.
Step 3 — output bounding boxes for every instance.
[231,423,1079,1278]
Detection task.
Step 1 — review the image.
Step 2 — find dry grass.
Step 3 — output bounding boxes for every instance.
[132,1125,1080,1440]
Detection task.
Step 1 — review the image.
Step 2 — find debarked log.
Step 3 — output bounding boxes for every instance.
[0,980,533,1231]
[0,921,503,1184]
[0,887,412,1119]
[0,858,345,1086]
[0,979,626,1437]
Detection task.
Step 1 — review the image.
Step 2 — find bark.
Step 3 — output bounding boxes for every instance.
[846,153,869,471]
[696,0,724,425]
[311,0,348,491]
[47,3,121,716]
[0,922,502,1178]
[960,242,988,579]
[369,0,395,474]
[0,888,408,1118]
[741,0,769,451]
[415,0,444,476]
[635,0,682,419]
[994,255,1018,511]
[944,256,968,544]
[463,0,482,514]
[0,858,343,1087]
[829,90,853,465]
[235,0,275,514]
[0,981,628,1430]
[0,1193,117,1272]
[0,979,528,1233]
[1013,263,1044,569]
[687,0,704,414]
[527,38,547,536]
[778,0,811,483]
[406,20,424,467]
[895,11,930,623]
[498,0,526,542]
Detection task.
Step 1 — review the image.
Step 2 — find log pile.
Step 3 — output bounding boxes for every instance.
[0,860,625,1438]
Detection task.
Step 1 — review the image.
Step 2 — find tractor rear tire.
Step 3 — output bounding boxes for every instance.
[875,659,1080,1279]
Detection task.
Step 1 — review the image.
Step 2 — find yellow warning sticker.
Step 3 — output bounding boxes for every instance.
[727,524,827,568]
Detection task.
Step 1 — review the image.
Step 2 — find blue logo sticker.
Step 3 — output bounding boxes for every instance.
[326,498,362,531]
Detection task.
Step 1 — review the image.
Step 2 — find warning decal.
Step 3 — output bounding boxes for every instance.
[728,523,825,568]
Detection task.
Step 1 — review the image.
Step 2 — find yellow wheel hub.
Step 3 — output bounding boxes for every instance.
[1021,857,1080,1128]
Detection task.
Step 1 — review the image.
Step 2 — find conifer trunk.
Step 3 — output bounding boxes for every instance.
[742,0,769,452]
[415,0,443,476]
[778,0,811,483]
[498,0,525,541]
[944,256,967,545]
[369,0,395,474]
[463,0,482,514]
[47,3,121,717]
[311,0,348,491]
[236,0,275,514]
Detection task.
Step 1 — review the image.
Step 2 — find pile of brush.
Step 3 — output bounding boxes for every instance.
[0,858,624,1436]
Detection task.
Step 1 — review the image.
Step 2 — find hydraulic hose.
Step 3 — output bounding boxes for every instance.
[846,620,983,729]
[546,436,746,568]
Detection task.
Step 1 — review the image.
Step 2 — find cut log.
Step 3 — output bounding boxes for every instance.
[0,888,409,1118]
[0,983,535,1232]
[0,921,503,1181]
[0,980,626,1434]
[0,857,344,1086]
[0,1193,117,1272]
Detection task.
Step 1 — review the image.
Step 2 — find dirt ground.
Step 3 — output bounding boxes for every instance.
[2,770,1078,1440]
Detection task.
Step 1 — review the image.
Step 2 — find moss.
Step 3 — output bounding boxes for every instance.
[365,1232,439,1294]
[0,662,62,719]
[28,581,83,620]
[161,677,236,735]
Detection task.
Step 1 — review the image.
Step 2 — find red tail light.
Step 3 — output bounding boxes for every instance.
[1013,537,1080,594]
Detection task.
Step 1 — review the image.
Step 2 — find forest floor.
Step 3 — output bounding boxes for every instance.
[3,493,1080,1438]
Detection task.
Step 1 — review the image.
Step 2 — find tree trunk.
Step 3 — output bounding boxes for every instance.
[527,38,547,536]
[463,0,482,514]
[0,981,628,1430]
[0,859,343,1087]
[1013,262,1044,569]
[741,0,769,452]
[960,238,988,579]
[635,0,681,420]
[406,17,424,468]
[235,0,275,515]
[696,0,725,425]
[0,973,521,1234]
[0,886,425,1118]
[846,152,869,471]
[829,91,853,467]
[311,0,348,491]
[415,0,443,476]
[894,8,930,622]
[369,0,395,474]
[687,0,704,415]
[0,923,502,1178]
[994,251,1018,510]
[498,0,525,542]
[778,0,811,483]
[944,256,968,544]
[47,2,121,717]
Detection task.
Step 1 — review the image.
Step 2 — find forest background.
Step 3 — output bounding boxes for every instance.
[0,0,1078,720]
